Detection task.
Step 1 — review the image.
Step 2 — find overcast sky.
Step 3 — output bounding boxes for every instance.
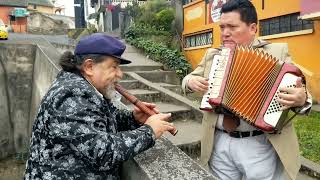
[54,0,95,17]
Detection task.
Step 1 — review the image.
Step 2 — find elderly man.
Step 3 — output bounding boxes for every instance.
[182,0,312,179]
[24,33,175,179]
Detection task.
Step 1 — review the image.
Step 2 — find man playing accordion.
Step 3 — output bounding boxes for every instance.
[182,0,312,179]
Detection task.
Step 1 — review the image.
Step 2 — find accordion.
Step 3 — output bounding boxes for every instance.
[200,46,305,132]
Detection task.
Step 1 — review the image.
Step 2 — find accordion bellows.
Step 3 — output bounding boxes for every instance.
[200,46,304,132]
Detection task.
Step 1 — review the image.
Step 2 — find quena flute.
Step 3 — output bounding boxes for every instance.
[115,84,178,136]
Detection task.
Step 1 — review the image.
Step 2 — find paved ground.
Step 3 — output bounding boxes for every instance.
[312,104,320,112]
[8,33,75,45]
[297,173,318,180]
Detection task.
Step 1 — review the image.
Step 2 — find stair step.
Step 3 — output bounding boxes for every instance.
[154,82,182,93]
[164,119,201,145]
[121,89,161,104]
[125,102,194,121]
[121,65,163,72]
[154,82,179,87]
[135,71,180,85]
[119,80,148,90]
[127,89,158,95]
[122,73,134,80]
[163,120,202,158]
[154,102,191,113]
[121,52,162,69]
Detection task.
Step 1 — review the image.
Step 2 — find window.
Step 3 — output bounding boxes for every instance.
[184,31,213,48]
[91,0,98,5]
[259,13,314,36]
[183,0,193,5]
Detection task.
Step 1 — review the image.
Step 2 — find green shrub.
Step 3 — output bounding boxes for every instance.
[124,0,191,79]
[155,8,175,31]
[124,1,141,20]
[125,24,171,41]
[126,37,191,79]
[136,0,170,29]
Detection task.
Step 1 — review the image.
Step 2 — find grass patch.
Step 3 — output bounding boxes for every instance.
[293,110,320,163]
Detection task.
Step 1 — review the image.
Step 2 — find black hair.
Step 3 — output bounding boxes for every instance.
[221,0,257,25]
[59,51,107,73]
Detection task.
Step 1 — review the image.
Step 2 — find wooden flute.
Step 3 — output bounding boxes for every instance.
[115,84,178,136]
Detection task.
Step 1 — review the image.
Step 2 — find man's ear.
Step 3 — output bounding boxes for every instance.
[82,59,95,77]
[250,23,258,35]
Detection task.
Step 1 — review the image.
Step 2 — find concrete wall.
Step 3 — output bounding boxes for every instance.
[44,13,75,29]
[0,41,61,159]
[0,43,36,158]
[0,52,13,159]
[28,47,60,134]
[27,12,69,35]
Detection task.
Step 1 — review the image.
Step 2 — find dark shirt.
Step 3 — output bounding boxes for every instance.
[24,71,155,180]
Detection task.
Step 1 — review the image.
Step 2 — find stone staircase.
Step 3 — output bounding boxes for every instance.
[118,64,203,159]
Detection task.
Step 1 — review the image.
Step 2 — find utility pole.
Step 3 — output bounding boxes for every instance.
[74,0,86,28]
[84,0,89,23]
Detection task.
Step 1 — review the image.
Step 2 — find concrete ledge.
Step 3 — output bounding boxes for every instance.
[311,105,320,112]
[126,72,203,117]
[259,29,313,40]
[121,138,215,180]
[300,156,320,179]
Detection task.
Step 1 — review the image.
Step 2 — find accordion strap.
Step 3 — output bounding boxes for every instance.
[281,111,298,132]
[252,40,270,49]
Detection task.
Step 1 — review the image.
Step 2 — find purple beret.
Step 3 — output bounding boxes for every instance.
[74,33,131,64]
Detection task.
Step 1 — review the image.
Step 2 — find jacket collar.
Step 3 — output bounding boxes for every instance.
[85,78,104,98]
[251,39,270,49]
[59,71,104,99]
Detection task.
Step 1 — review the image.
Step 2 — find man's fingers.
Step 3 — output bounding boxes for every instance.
[152,108,160,114]
[277,98,295,107]
[279,86,286,92]
[194,81,208,91]
[133,106,141,112]
[162,121,175,130]
[156,113,171,121]
[189,77,209,91]
[143,102,156,108]
[279,87,294,94]
[162,121,174,126]
[198,78,209,86]
[279,86,303,95]
[138,102,159,113]
[296,77,303,88]
[145,103,159,113]
[197,84,208,92]
[278,93,296,101]
[191,84,207,93]
[188,77,209,93]
[163,124,175,131]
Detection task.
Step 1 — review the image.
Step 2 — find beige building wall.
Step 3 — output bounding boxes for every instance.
[28,5,55,14]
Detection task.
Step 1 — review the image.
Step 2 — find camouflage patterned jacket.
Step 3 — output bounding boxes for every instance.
[24,71,156,180]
